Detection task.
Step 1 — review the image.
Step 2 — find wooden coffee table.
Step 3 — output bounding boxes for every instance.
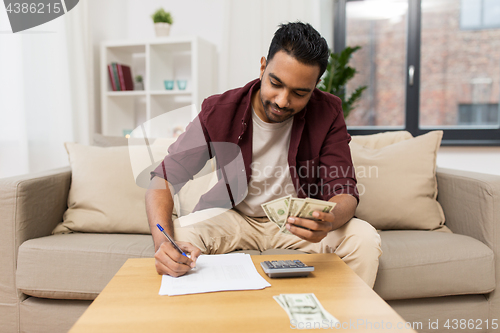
[69,254,416,332]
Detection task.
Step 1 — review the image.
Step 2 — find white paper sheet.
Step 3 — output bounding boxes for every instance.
[159,253,271,296]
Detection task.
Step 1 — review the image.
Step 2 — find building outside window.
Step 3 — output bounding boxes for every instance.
[335,0,500,145]
[461,0,500,30]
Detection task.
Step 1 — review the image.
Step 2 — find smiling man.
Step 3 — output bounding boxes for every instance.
[146,22,382,288]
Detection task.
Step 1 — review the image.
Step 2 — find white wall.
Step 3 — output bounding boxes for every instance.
[220,0,332,90]
[125,0,226,54]
[0,2,91,178]
[437,147,500,176]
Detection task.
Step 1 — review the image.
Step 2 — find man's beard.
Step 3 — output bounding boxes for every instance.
[261,99,295,123]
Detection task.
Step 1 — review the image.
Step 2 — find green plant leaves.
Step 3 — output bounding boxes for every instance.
[151,8,173,24]
[317,46,366,120]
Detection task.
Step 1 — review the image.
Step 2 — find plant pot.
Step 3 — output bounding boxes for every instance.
[134,82,144,91]
[154,23,171,37]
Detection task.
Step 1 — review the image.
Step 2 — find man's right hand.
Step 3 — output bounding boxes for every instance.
[154,241,202,277]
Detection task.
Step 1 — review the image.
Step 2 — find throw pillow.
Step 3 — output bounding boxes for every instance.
[349,131,445,230]
[93,133,129,147]
[351,130,413,149]
[58,142,171,234]
[54,139,219,234]
[93,133,159,147]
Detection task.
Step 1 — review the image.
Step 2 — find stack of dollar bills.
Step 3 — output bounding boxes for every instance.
[261,195,337,234]
[274,293,339,328]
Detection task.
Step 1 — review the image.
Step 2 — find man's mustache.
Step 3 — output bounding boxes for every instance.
[266,102,294,114]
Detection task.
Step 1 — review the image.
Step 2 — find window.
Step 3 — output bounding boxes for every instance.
[458,104,499,125]
[343,0,408,128]
[334,0,500,145]
[461,0,500,30]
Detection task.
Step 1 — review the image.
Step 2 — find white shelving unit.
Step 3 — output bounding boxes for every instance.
[100,36,217,137]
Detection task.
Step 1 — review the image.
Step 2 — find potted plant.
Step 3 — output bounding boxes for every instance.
[317,46,367,120]
[151,8,173,37]
[134,75,144,91]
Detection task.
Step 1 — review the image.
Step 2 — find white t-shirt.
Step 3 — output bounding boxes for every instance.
[235,108,298,217]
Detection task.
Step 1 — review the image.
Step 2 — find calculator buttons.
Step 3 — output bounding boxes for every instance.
[260,259,314,278]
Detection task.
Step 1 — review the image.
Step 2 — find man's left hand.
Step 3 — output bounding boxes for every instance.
[285,211,334,243]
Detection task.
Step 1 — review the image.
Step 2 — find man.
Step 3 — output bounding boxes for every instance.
[146,22,382,287]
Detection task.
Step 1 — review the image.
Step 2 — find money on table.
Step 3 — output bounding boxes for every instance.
[273,293,339,328]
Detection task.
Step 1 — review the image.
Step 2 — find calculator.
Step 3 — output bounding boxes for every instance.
[260,260,314,278]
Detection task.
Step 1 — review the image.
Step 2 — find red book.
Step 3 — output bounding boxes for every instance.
[121,65,134,90]
[107,64,117,91]
[117,64,126,91]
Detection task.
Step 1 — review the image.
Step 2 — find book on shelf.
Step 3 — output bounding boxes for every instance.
[117,64,134,91]
[111,63,121,91]
[108,62,135,91]
[107,64,117,91]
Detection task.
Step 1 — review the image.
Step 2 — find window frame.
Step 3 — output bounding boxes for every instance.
[334,0,500,146]
[460,0,500,31]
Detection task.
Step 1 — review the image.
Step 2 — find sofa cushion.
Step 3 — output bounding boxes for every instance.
[351,130,413,149]
[374,230,495,300]
[16,234,306,301]
[349,131,445,230]
[16,234,155,300]
[17,231,494,301]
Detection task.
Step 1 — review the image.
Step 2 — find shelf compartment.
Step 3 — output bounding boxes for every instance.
[104,44,146,93]
[149,95,195,138]
[103,95,147,137]
[149,43,192,91]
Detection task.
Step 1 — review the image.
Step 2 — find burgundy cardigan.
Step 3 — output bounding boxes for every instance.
[152,79,358,213]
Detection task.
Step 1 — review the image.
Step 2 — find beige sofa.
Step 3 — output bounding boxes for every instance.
[2,134,500,332]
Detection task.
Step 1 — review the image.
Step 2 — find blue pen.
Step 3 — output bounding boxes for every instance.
[156,224,188,257]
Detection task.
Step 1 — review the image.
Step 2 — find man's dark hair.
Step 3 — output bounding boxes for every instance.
[267,22,330,81]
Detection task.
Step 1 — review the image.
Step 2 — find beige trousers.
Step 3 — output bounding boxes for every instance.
[173,209,382,288]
